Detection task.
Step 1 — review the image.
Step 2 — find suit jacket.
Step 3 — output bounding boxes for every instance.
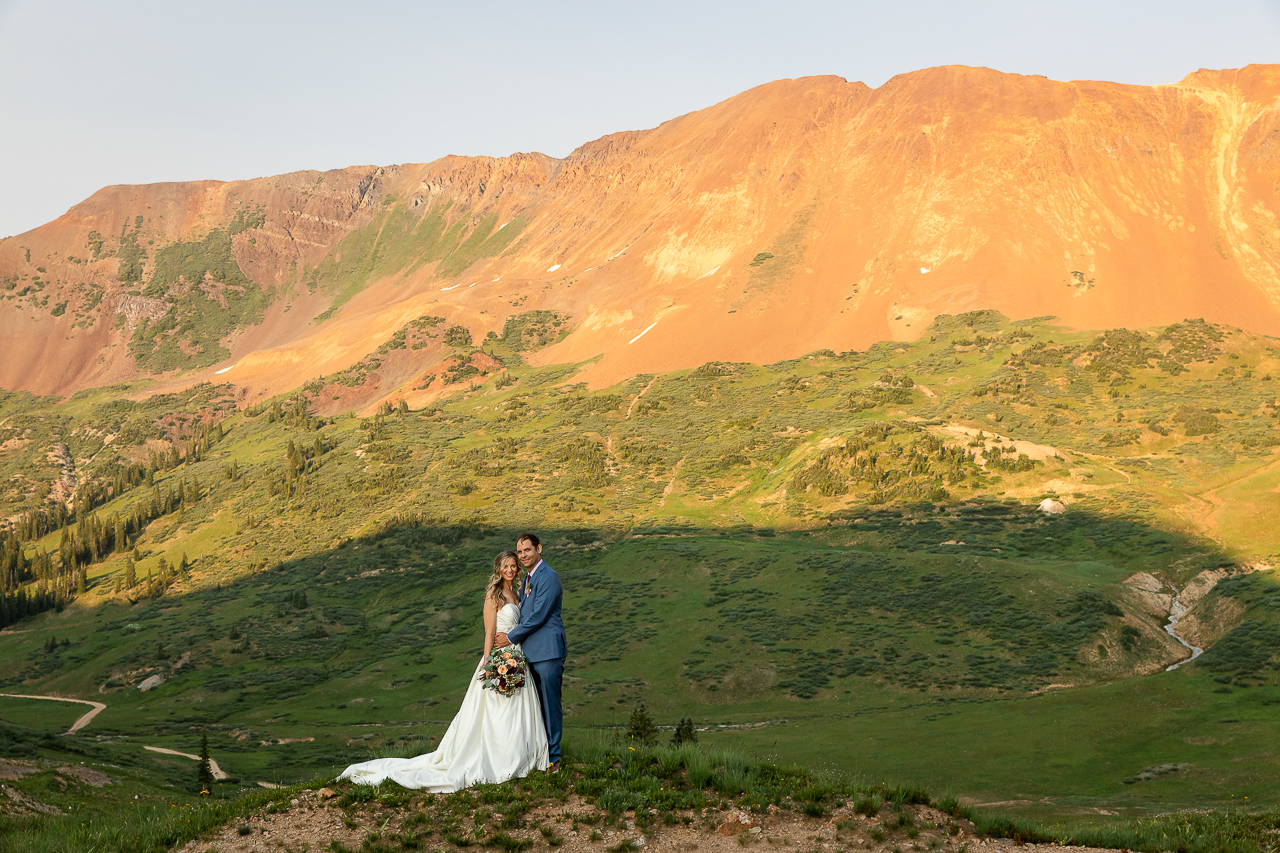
[508,561,567,663]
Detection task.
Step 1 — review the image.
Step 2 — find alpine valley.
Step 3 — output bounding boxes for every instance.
[2,65,1280,847]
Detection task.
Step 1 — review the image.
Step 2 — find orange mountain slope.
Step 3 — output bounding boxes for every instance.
[2,64,1278,404]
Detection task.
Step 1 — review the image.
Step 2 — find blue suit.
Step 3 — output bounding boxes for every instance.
[507,560,566,763]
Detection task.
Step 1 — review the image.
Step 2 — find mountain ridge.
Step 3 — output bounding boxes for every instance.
[2,64,1279,406]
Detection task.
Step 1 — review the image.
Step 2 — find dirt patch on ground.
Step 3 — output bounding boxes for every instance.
[0,784,61,816]
[177,790,1122,853]
[0,436,31,453]
[56,764,112,787]
[259,737,315,747]
[0,758,38,782]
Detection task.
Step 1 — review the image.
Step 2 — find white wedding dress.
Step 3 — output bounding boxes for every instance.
[337,602,548,791]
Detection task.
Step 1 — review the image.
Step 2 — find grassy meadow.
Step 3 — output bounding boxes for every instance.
[2,311,1280,844]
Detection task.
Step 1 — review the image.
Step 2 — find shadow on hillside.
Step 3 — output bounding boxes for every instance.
[12,502,1246,675]
[10,505,1273,721]
[6,503,1275,787]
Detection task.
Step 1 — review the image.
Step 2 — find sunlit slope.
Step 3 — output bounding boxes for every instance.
[2,66,1280,405]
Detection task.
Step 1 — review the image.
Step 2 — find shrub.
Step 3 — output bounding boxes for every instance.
[670,716,698,747]
[444,325,472,347]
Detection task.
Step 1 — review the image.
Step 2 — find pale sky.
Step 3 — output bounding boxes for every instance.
[1,0,1277,239]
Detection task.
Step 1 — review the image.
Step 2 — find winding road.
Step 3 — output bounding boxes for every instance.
[0,692,232,782]
[144,745,229,780]
[0,692,106,734]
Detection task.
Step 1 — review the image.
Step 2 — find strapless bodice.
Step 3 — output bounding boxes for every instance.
[497,602,521,634]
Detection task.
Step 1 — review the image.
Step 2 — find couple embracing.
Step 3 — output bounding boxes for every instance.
[338,533,566,792]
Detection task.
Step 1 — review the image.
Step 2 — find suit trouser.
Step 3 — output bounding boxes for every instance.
[528,658,564,763]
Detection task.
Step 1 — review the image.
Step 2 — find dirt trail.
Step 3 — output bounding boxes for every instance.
[1071,450,1132,485]
[626,377,658,419]
[45,442,77,506]
[143,746,229,781]
[0,692,270,787]
[1186,451,1280,537]
[659,456,686,507]
[0,693,106,734]
[1185,493,1225,538]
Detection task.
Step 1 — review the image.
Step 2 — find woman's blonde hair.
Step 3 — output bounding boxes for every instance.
[486,550,521,605]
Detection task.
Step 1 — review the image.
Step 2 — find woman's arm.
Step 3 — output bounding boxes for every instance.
[481,594,499,662]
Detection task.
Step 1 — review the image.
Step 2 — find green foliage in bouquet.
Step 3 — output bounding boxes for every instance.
[478,646,529,696]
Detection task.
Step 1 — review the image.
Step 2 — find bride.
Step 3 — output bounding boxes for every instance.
[337,551,549,791]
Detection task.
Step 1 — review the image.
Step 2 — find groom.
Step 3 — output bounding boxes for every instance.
[494,532,566,771]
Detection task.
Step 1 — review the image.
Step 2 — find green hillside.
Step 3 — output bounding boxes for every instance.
[2,311,1279,829]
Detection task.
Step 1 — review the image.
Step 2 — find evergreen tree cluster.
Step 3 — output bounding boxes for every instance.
[670,716,698,747]
[0,584,67,631]
[789,428,979,501]
[259,397,325,431]
[47,477,203,578]
[0,472,202,627]
[111,552,190,600]
[8,461,149,543]
[266,436,331,498]
[6,420,223,548]
[625,704,700,748]
[147,418,222,471]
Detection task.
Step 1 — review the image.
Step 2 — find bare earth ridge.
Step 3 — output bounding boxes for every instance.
[2,65,1279,408]
[177,788,1120,853]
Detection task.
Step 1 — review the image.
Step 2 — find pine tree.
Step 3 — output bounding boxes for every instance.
[671,716,698,747]
[625,702,658,747]
[125,556,137,589]
[197,730,215,791]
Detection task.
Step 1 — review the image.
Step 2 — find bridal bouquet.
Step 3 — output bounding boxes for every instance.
[478,646,528,697]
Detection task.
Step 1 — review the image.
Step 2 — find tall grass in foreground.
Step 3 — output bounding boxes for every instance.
[0,782,316,853]
[566,728,862,813]
[570,733,1280,853]
[1055,810,1280,853]
[937,804,1280,853]
[4,737,1279,853]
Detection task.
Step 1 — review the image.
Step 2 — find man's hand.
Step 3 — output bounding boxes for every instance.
[495,632,510,647]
